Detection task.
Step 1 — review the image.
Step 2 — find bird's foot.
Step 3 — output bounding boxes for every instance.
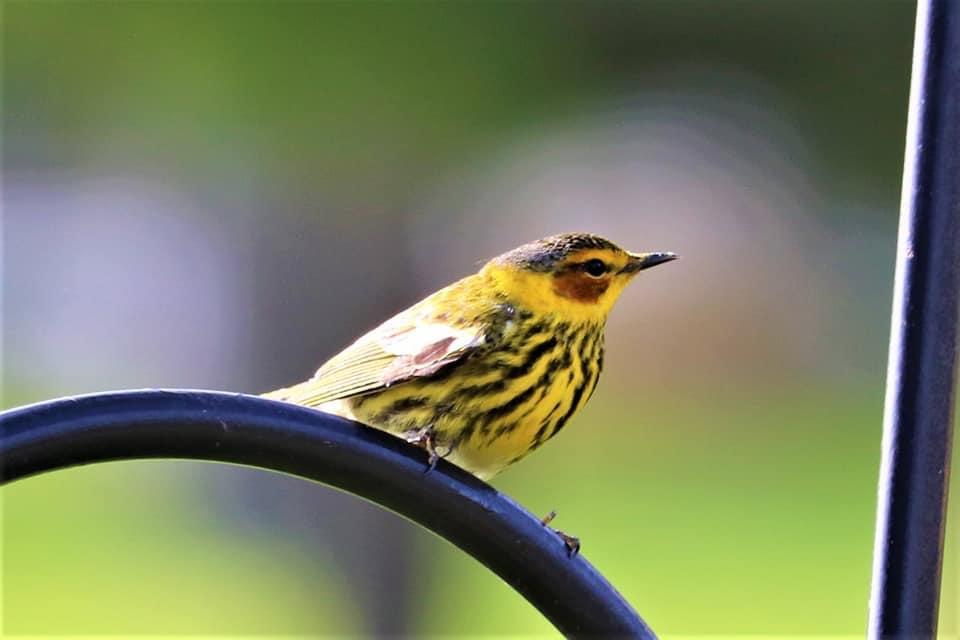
[405,428,441,473]
[540,510,581,557]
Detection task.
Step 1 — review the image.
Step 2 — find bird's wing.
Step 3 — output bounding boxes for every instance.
[274,315,487,408]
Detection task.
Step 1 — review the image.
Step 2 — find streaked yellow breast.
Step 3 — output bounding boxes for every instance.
[337,314,605,479]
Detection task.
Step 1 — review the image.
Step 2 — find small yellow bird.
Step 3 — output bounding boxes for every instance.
[265,233,675,481]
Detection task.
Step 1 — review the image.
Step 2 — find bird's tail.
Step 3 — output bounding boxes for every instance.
[260,382,306,403]
[262,383,354,423]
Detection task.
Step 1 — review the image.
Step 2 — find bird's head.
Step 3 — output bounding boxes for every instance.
[482,232,677,323]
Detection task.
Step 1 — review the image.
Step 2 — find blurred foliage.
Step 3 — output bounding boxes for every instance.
[6,1,912,201]
[4,462,361,635]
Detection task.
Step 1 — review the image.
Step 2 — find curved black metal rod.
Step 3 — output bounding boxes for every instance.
[869,0,960,636]
[0,389,655,639]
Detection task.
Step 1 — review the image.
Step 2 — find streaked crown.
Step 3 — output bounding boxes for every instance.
[495,233,624,272]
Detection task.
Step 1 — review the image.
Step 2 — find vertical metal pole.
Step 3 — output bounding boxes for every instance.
[869,0,960,637]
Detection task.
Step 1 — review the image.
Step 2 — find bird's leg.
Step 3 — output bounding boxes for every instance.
[540,510,581,557]
[404,428,441,473]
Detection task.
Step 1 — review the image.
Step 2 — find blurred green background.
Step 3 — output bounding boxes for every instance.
[4,0,957,637]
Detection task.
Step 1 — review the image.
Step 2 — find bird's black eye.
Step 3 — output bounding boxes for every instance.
[583,259,608,277]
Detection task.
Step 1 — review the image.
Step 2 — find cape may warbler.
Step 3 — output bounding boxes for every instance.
[265,233,675,480]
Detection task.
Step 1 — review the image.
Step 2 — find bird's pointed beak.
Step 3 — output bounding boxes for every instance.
[623,251,678,274]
